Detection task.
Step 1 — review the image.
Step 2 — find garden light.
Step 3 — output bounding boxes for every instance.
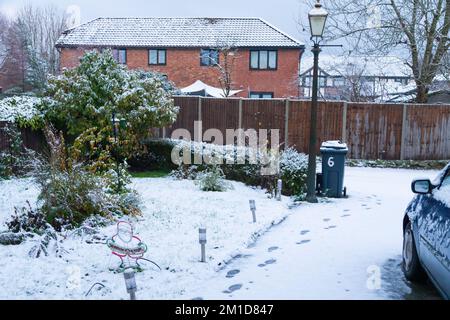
[123,269,137,300]
[277,179,282,201]
[199,228,207,262]
[249,200,256,223]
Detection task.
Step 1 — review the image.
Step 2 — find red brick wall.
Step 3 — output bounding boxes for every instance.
[60,47,302,98]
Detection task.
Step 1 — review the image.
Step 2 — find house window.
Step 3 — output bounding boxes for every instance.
[319,76,326,87]
[112,48,127,64]
[250,50,277,70]
[249,92,274,99]
[200,49,219,66]
[149,49,166,65]
[333,78,345,87]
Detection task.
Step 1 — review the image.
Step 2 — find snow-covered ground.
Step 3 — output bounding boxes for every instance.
[0,177,289,299]
[184,167,442,300]
[0,167,443,299]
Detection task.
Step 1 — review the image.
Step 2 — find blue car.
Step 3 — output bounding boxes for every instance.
[403,162,450,299]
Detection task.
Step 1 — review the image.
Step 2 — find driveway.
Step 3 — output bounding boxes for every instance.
[185,167,442,300]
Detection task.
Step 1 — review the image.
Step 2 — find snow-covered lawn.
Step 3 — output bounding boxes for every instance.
[0,177,289,299]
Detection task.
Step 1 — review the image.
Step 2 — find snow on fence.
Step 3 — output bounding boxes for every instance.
[161,96,450,161]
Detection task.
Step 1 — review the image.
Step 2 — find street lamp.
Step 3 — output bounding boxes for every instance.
[306,0,328,203]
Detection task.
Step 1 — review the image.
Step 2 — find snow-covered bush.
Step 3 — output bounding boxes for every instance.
[141,139,308,197]
[195,166,232,192]
[43,50,178,163]
[279,147,309,197]
[170,164,199,180]
[28,126,142,231]
[5,201,50,234]
[0,96,44,128]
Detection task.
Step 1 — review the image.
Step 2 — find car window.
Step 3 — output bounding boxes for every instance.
[433,171,450,207]
[441,171,450,188]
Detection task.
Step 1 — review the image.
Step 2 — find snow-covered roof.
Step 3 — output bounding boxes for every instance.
[300,55,412,78]
[56,17,304,49]
[181,80,242,98]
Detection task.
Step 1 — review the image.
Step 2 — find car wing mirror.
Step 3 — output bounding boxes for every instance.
[411,179,433,194]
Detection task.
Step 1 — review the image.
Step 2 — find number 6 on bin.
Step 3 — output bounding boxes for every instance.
[327,157,335,167]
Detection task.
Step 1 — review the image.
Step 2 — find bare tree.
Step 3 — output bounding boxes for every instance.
[300,0,450,102]
[322,57,373,101]
[0,13,28,92]
[0,14,8,69]
[14,4,68,89]
[206,38,239,97]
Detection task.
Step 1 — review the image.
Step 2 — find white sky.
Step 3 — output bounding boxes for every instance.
[0,0,310,40]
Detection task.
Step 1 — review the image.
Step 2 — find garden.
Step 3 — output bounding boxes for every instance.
[0,50,310,299]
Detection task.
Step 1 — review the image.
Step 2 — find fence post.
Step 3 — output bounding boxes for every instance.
[284,99,290,148]
[238,98,243,129]
[198,96,202,121]
[400,104,408,160]
[342,102,348,143]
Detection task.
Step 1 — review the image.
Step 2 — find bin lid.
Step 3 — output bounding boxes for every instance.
[320,140,348,152]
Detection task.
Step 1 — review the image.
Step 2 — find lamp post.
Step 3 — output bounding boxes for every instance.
[305,0,328,203]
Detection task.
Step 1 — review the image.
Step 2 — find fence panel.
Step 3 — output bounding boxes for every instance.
[167,96,200,139]
[0,121,46,153]
[403,104,450,160]
[288,100,343,154]
[201,97,240,144]
[345,103,403,159]
[241,99,286,148]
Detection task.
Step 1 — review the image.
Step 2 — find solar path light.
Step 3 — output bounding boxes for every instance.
[123,269,137,300]
[249,200,256,223]
[199,228,207,262]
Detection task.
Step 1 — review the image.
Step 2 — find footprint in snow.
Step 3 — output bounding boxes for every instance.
[268,246,279,252]
[300,230,310,235]
[296,239,311,245]
[265,259,277,265]
[192,297,203,300]
[324,225,337,230]
[323,218,331,222]
[222,284,243,294]
[258,263,266,268]
[341,214,351,218]
[226,269,240,278]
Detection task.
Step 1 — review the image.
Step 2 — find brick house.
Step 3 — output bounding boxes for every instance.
[56,17,305,98]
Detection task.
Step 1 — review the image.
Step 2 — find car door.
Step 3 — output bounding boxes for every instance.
[418,169,450,297]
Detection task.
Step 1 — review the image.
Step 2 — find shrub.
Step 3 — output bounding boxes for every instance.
[43,50,179,163]
[6,201,50,234]
[195,166,232,192]
[279,148,308,197]
[140,139,308,197]
[29,126,142,231]
[0,96,44,129]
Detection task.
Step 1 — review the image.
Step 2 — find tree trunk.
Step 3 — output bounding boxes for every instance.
[416,84,429,103]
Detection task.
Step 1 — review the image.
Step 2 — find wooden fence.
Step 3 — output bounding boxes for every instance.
[163,96,450,160]
[1,97,450,160]
[0,121,46,153]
